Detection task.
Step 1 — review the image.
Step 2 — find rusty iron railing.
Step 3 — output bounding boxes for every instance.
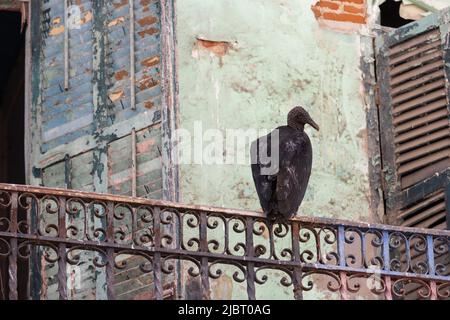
[0,183,449,300]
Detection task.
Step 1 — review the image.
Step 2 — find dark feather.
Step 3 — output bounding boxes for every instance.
[251,125,313,219]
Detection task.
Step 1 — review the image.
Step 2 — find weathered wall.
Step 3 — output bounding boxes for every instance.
[175,0,378,299]
[28,0,169,300]
[176,0,373,223]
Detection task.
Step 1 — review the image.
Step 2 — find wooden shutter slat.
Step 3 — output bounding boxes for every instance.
[392,79,446,105]
[390,61,443,86]
[392,98,447,124]
[390,50,442,77]
[389,29,440,56]
[400,202,445,227]
[394,108,448,134]
[397,149,450,174]
[415,212,447,228]
[393,90,447,114]
[396,128,450,153]
[394,118,449,143]
[391,69,445,96]
[397,191,445,219]
[396,138,450,164]
[401,158,450,189]
[389,39,442,66]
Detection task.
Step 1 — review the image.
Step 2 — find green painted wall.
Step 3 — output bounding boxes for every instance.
[176,0,372,223]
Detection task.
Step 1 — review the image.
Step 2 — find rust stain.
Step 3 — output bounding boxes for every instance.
[137,138,156,153]
[49,25,65,36]
[196,38,233,57]
[108,16,125,27]
[141,56,160,68]
[140,0,153,6]
[137,16,157,27]
[138,28,159,38]
[139,76,159,90]
[115,70,129,81]
[113,0,128,9]
[52,17,61,25]
[109,89,125,102]
[144,101,154,109]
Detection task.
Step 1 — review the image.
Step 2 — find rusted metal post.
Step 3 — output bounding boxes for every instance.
[106,201,116,300]
[246,217,256,300]
[8,192,18,300]
[385,276,393,300]
[129,0,136,110]
[199,212,210,300]
[430,281,438,300]
[291,221,303,300]
[153,207,163,300]
[58,197,67,300]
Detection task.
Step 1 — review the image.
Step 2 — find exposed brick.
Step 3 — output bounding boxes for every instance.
[343,4,365,15]
[315,1,340,10]
[311,0,367,26]
[343,0,365,4]
[322,11,366,24]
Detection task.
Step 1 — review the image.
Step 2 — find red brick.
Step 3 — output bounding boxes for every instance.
[322,12,366,24]
[316,1,340,10]
[341,0,365,4]
[343,4,365,15]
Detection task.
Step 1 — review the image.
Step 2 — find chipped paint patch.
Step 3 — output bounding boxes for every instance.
[141,56,160,67]
[196,38,233,57]
[138,28,159,38]
[136,137,156,153]
[108,16,125,27]
[115,70,129,81]
[144,101,154,109]
[137,16,157,27]
[80,11,93,25]
[109,89,125,102]
[49,25,65,36]
[113,0,128,9]
[138,76,159,90]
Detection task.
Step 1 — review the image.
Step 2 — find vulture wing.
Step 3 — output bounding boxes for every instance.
[250,132,277,214]
[276,133,312,216]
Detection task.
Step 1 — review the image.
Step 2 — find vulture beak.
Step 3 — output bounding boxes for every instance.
[308,118,320,131]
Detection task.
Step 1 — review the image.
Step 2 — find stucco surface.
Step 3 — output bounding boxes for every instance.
[176,0,372,223]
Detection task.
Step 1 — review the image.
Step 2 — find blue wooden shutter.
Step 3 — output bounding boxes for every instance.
[375,9,450,230]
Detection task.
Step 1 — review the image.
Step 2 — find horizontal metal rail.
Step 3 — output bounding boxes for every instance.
[0,183,449,300]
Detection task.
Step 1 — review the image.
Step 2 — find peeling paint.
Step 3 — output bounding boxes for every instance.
[49,25,64,36]
[108,16,125,27]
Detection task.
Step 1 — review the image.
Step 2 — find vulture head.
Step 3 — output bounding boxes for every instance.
[287,106,320,131]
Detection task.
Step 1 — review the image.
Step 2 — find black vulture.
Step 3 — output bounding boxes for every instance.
[250,106,319,221]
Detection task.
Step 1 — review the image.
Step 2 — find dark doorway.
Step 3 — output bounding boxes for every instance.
[379,0,415,28]
[0,10,26,300]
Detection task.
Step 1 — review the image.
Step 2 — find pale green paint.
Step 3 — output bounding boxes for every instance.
[176,0,374,299]
[177,0,372,221]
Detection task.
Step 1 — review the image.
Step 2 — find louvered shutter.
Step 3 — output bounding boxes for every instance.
[375,8,450,229]
[29,0,177,300]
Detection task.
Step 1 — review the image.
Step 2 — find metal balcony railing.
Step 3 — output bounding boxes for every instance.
[0,183,449,300]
